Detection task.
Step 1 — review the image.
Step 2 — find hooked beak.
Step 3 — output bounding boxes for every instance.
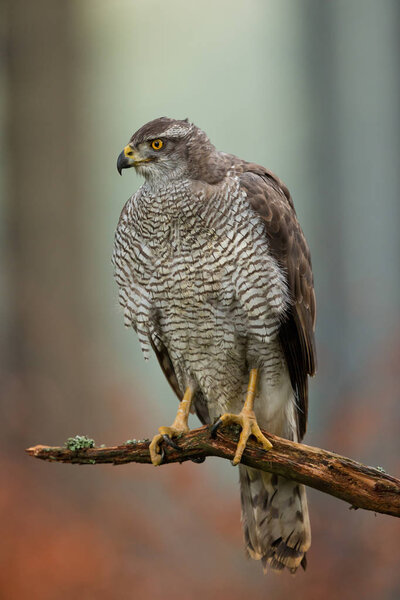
[117,144,151,175]
[117,145,135,175]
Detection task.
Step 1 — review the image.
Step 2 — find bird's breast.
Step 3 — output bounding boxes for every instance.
[152,237,235,313]
[115,179,288,355]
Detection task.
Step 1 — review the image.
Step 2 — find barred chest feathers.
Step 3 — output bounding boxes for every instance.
[113,172,289,369]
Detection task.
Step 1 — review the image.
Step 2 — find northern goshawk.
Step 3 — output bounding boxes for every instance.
[114,117,316,573]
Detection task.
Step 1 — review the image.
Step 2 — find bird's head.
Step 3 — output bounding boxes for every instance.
[117,117,228,185]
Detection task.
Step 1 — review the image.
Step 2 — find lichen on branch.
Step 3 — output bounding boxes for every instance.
[65,435,95,451]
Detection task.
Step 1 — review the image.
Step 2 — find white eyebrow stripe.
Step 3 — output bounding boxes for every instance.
[159,124,193,138]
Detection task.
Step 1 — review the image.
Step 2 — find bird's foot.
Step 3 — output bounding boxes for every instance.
[149,386,194,466]
[149,424,189,466]
[211,409,272,466]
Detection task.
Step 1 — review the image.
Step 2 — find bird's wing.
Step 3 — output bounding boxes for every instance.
[149,335,182,400]
[238,164,317,439]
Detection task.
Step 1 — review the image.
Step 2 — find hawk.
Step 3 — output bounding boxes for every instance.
[114,117,316,573]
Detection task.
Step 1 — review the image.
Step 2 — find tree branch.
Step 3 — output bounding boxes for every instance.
[26,425,400,518]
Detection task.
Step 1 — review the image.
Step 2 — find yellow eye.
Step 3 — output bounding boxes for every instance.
[151,139,163,150]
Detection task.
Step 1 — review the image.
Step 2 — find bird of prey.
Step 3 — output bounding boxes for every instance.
[114,117,316,573]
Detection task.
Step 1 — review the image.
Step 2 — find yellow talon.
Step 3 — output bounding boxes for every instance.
[149,387,193,466]
[214,369,273,465]
[149,433,164,466]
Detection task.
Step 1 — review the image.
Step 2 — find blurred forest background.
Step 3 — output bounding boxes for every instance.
[1,1,400,599]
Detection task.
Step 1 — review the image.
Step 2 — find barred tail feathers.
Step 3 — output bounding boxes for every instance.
[239,465,311,573]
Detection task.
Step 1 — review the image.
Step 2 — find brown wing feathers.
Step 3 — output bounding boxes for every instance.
[239,166,316,440]
[149,335,182,400]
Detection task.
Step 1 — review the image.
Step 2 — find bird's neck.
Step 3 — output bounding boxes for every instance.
[187,146,229,185]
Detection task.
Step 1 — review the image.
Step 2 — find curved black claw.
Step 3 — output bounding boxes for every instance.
[159,446,165,465]
[210,418,223,439]
[190,456,206,464]
[162,434,181,451]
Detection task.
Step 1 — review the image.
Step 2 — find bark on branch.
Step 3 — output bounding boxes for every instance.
[26,425,400,518]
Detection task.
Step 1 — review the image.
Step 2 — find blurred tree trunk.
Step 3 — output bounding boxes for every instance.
[3,1,94,447]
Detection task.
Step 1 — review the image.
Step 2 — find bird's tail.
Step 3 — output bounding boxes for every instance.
[239,465,311,573]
